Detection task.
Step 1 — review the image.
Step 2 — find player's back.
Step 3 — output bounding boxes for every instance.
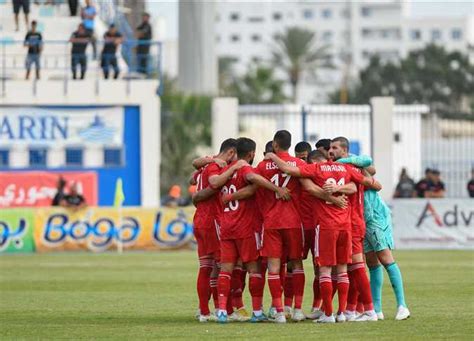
[344,164,366,230]
[256,152,304,229]
[220,163,257,239]
[193,163,220,229]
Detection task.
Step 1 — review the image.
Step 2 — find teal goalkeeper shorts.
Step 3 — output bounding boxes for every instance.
[364,215,394,253]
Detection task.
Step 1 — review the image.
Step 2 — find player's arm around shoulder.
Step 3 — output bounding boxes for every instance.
[209,160,246,189]
[246,172,291,201]
[302,178,348,209]
[265,152,302,177]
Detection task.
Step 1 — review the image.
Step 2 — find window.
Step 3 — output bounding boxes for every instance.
[362,28,371,38]
[251,34,261,42]
[65,148,83,167]
[230,12,240,21]
[303,9,313,19]
[251,56,261,63]
[273,12,282,21]
[451,29,462,40]
[322,9,332,18]
[361,7,371,17]
[0,149,9,168]
[322,31,333,42]
[248,16,264,23]
[230,34,240,42]
[29,148,47,167]
[431,29,441,41]
[104,148,123,167]
[410,29,421,40]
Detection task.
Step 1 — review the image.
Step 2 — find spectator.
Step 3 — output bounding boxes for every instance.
[24,20,42,80]
[81,0,97,58]
[61,183,86,210]
[467,169,474,198]
[51,177,66,206]
[68,0,78,16]
[394,168,416,198]
[425,169,445,198]
[415,168,431,198]
[162,185,181,208]
[13,0,30,32]
[69,23,90,80]
[136,12,153,75]
[101,24,123,79]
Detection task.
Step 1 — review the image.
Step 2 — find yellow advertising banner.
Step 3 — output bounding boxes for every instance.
[33,206,196,253]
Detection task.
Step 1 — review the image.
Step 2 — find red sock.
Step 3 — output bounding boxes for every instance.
[210,277,218,310]
[357,301,364,313]
[231,268,244,309]
[319,274,333,316]
[240,269,247,292]
[352,262,374,311]
[337,272,350,314]
[226,293,234,315]
[268,272,283,313]
[197,257,213,316]
[283,272,293,307]
[249,272,264,312]
[279,265,286,291]
[331,274,338,298]
[292,269,305,310]
[312,276,322,309]
[217,271,232,312]
[346,270,358,312]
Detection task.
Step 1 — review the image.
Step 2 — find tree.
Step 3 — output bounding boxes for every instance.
[226,65,287,104]
[272,27,332,102]
[330,44,474,114]
[160,76,212,194]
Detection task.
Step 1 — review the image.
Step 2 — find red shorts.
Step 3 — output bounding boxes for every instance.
[352,235,364,255]
[194,227,220,258]
[303,228,316,259]
[316,229,352,266]
[262,228,303,260]
[220,235,260,264]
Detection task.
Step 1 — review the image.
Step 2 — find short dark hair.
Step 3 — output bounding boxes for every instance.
[331,136,350,151]
[236,137,256,158]
[143,12,150,17]
[32,20,37,26]
[308,150,327,163]
[264,140,273,155]
[315,139,331,151]
[295,141,312,154]
[273,130,291,150]
[219,138,237,153]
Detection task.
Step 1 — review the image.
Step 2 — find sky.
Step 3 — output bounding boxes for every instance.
[147,0,474,40]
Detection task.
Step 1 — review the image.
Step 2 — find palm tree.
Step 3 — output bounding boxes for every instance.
[272,27,333,102]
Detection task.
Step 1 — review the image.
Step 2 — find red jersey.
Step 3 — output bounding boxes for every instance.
[193,162,222,229]
[219,163,258,240]
[256,152,305,229]
[346,165,366,235]
[300,188,317,229]
[299,161,364,231]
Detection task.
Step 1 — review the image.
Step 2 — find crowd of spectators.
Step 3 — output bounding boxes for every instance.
[394,167,450,198]
[15,0,153,80]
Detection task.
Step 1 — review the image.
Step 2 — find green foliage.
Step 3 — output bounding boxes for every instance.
[224,65,287,104]
[330,45,474,115]
[160,77,212,194]
[1,251,473,338]
[272,27,333,102]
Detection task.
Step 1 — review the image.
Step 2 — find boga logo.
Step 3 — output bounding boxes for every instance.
[416,202,474,228]
[0,219,27,252]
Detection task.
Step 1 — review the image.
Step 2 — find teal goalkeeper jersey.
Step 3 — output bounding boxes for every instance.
[338,155,391,229]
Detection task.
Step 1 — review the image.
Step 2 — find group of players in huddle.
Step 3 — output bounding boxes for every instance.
[190,130,410,324]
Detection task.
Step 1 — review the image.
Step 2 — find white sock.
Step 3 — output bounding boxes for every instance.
[253,310,262,316]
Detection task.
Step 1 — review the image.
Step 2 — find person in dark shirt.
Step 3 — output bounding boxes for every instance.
[69,23,91,80]
[100,24,123,79]
[61,183,86,210]
[136,12,153,75]
[468,169,474,198]
[24,20,42,80]
[425,169,445,198]
[394,167,416,198]
[415,168,432,198]
[51,177,66,206]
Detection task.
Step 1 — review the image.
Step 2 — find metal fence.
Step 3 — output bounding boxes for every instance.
[0,39,163,96]
[239,103,473,198]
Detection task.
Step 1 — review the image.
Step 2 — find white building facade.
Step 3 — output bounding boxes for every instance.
[214,0,474,103]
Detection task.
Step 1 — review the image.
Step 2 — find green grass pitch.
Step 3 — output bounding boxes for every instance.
[1,250,473,339]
